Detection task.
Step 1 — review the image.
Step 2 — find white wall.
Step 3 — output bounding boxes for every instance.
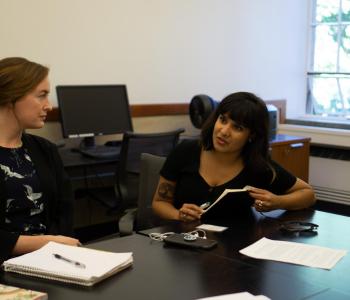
[0,0,309,117]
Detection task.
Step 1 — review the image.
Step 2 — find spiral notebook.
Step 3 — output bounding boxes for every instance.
[3,242,133,286]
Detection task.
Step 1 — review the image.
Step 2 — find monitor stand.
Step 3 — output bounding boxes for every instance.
[77,137,121,159]
[81,136,95,149]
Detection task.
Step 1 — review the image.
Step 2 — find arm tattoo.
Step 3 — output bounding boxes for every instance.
[157,182,175,202]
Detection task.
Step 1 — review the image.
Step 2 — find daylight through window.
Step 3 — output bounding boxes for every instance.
[308,0,350,119]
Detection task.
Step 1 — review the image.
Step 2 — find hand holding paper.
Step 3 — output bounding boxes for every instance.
[201,185,250,214]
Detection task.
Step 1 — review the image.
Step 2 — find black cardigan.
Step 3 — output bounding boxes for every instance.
[0,134,74,263]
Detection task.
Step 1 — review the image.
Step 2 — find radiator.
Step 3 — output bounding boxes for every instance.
[277,124,350,205]
[310,157,350,205]
[313,185,350,205]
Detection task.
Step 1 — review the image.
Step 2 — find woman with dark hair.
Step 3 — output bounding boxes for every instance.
[152,92,315,222]
[0,57,80,263]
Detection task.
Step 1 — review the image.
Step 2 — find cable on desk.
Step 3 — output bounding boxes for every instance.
[148,229,207,241]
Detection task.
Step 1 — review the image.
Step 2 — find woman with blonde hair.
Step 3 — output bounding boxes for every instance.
[0,57,80,263]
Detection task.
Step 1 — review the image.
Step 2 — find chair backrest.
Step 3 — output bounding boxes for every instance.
[135,153,166,231]
[116,128,184,210]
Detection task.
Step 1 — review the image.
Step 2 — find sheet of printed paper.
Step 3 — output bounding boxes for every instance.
[240,237,347,270]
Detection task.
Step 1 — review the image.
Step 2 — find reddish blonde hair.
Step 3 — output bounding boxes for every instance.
[0,57,49,106]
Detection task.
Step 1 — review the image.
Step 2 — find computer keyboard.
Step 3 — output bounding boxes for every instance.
[78,145,121,159]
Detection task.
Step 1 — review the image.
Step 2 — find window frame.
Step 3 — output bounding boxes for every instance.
[306,0,350,121]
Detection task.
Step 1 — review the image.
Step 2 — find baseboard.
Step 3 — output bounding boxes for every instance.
[314,200,350,217]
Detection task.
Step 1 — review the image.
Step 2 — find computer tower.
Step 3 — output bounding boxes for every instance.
[267,104,277,140]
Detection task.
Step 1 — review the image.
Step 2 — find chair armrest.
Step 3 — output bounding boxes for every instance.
[118,208,138,236]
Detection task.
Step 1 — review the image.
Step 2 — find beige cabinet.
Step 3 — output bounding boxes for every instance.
[270,134,311,182]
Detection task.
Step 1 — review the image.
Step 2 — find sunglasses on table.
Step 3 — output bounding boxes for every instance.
[279,221,319,233]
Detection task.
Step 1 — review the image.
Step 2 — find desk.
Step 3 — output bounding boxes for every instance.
[59,148,119,228]
[270,134,310,182]
[140,209,350,299]
[1,209,349,299]
[59,147,118,183]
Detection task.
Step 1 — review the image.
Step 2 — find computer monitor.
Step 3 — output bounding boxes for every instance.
[57,85,133,150]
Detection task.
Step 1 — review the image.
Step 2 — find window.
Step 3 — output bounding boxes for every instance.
[308,0,350,119]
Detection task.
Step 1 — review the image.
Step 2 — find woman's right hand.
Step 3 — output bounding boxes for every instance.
[178,203,203,222]
[13,235,81,255]
[47,235,81,246]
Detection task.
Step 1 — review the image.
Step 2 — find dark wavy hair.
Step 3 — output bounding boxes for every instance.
[0,57,49,106]
[201,91,271,174]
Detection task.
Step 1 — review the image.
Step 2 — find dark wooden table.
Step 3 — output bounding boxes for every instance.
[139,209,350,300]
[1,209,349,299]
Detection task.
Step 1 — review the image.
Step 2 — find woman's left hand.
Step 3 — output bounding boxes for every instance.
[248,186,281,212]
[178,203,203,222]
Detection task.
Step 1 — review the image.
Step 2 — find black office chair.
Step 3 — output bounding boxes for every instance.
[89,128,185,218]
[118,153,167,235]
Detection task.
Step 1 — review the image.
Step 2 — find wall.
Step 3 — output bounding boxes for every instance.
[27,115,200,146]
[0,0,309,118]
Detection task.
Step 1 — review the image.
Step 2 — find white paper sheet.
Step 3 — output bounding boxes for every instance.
[196,292,270,300]
[239,237,347,270]
[4,241,133,279]
[196,224,228,232]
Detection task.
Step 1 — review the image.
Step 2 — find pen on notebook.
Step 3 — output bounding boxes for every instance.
[53,253,86,269]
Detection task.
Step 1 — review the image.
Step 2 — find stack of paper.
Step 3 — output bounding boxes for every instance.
[3,241,133,286]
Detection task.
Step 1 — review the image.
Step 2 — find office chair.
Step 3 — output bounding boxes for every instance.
[89,128,185,217]
[118,153,166,236]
